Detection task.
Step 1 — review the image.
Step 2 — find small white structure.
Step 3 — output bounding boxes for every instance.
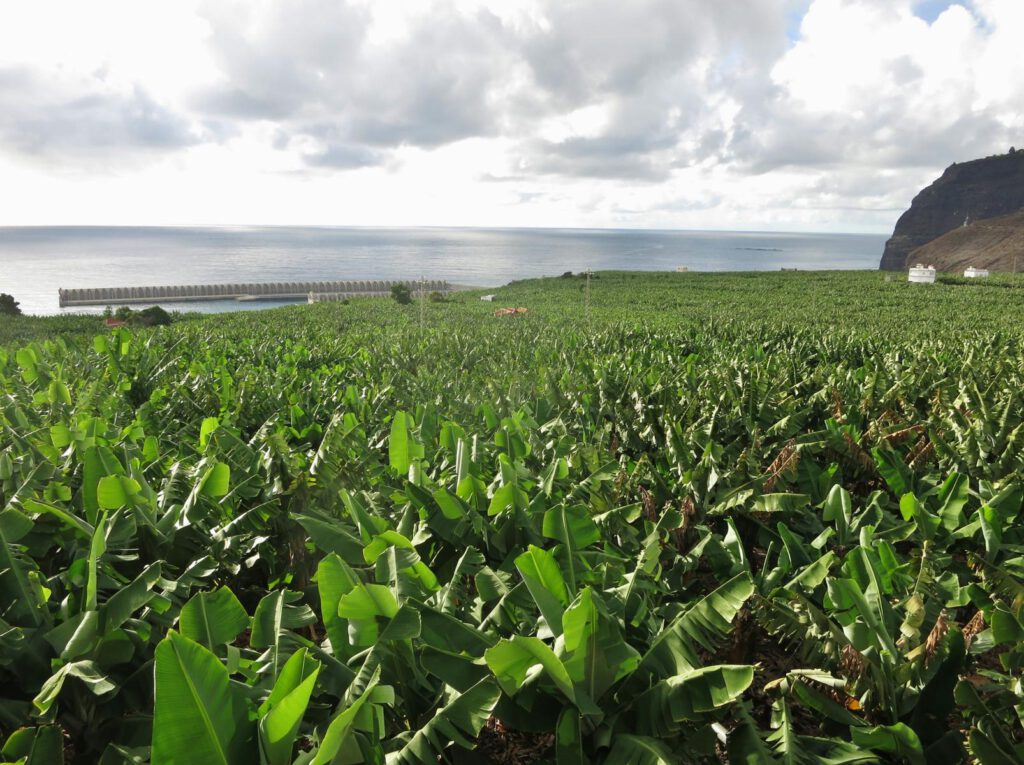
[964,266,989,279]
[676,266,689,272]
[480,294,496,302]
[908,264,936,284]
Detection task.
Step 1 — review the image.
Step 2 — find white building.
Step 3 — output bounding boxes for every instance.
[964,267,989,278]
[908,264,936,284]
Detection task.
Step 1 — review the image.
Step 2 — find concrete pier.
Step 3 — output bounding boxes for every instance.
[58,280,451,307]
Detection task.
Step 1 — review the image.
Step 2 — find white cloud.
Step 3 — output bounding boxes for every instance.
[0,0,1020,231]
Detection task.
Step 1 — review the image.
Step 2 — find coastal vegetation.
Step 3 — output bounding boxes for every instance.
[391,283,413,305]
[102,305,174,328]
[1,271,1023,764]
[0,294,21,317]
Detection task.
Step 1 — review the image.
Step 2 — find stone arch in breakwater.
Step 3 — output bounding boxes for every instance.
[58,280,452,307]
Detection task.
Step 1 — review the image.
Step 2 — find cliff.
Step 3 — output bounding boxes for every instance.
[879,150,1024,270]
[907,210,1024,273]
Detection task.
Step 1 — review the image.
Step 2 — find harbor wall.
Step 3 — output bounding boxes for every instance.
[58,280,451,307]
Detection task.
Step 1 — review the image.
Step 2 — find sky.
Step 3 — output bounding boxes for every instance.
[0,0,1021,233]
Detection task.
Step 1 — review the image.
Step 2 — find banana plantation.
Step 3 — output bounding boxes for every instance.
[1,271,1022,764]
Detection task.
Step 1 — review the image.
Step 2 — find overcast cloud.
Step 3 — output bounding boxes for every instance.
[0,0,1021,230]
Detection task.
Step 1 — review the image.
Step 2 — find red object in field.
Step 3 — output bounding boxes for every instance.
[104,319,128,327]
[494,307,528,317]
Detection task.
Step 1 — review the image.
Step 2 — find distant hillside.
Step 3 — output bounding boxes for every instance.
[880,149,1024,270]
[908,210,1024,272]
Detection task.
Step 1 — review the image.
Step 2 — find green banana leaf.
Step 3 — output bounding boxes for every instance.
[151,630,255,765]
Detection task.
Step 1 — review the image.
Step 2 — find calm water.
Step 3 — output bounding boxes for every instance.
[0,226,886,315]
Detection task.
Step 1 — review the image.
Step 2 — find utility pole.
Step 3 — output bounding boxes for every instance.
[585,268,592,326]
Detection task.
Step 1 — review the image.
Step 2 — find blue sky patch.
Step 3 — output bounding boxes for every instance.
[913,0,961,23]
[785,2,812,41]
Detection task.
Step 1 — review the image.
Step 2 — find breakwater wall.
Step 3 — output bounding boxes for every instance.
[58,280,451,307]
[308,281,452,303]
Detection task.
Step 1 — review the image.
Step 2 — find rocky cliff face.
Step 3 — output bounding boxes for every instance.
[879,150,1024,270]
[908,210,1024,273]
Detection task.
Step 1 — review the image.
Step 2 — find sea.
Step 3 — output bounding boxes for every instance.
[0,226,887,315]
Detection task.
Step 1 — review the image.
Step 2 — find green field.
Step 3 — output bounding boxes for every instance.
[1,271,1023,764]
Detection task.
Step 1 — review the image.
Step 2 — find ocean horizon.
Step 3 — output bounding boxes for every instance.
[1,225,887,315]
